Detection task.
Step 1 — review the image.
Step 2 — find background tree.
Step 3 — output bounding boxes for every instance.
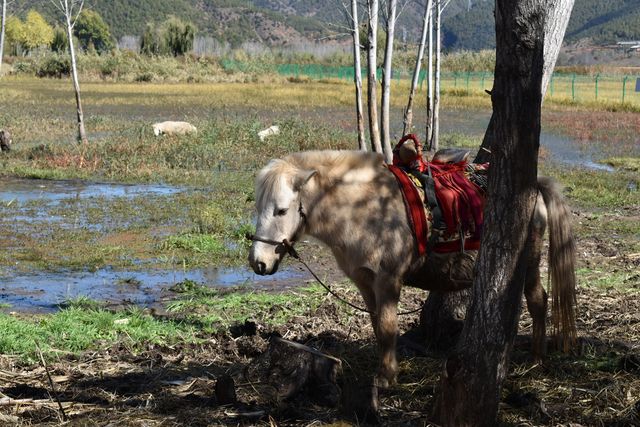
[403,0,433,135]
[50,26,67,52]
[365,0,382,153]
[436,0,575,425]
[4,14,22,55]
[380,0,397,163]
[164,16,195,57]
[50,0,88,144]
[22,10,54,53]
[342,0,366,150]
[0,0,16,75]
[74,9,113,54]
[140,22,164,56]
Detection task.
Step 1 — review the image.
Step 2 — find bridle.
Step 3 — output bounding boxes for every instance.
[245,200,306,259]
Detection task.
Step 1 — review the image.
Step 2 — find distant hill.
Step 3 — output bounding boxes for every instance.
[443,0,640,50]
[11,0,640,51]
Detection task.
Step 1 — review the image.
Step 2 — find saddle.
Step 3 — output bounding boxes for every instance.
[388,134,488,257]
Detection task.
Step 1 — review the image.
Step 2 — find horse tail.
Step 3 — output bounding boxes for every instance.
[537,176,577,352]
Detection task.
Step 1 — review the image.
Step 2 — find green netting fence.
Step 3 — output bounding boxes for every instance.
[267,63,640,106]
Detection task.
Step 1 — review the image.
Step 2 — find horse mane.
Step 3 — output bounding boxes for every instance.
[255,150,384,210]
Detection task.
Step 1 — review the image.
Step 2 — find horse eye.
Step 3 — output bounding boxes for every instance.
[275,208,288,216]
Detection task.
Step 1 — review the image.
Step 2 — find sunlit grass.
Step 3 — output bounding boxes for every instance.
[0,307,199,362]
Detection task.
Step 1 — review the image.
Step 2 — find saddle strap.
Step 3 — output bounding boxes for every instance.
[388,165,429,257]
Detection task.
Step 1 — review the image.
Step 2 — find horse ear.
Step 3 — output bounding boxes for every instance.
[294,169,317,191]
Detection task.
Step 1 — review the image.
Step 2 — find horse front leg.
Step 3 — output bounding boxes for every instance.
[353,269,401,388]
[372,272,401,388]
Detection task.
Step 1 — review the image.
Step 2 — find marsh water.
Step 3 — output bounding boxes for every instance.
[0,110,612,312]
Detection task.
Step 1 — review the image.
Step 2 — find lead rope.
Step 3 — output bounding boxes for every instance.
[248,234,423,316]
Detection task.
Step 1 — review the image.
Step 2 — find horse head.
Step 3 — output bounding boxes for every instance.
[249,159,316,275]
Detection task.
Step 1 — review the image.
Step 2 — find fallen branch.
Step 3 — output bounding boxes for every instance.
[35,341,68,421]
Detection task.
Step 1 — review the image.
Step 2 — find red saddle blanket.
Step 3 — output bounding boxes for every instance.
[388,161,487,257]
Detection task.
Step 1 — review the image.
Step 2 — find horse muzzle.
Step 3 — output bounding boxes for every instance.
[249,257,280,275]
[248,246,281,276]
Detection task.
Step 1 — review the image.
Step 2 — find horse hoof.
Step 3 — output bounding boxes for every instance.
[374,374,396,389]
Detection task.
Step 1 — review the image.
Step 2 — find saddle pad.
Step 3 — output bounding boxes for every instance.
[388,163,486,257]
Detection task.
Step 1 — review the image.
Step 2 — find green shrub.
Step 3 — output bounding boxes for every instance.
[35,54,71,78]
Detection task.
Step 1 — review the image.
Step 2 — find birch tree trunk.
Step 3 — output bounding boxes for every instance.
[426,4,434,147]
[430,0,441,153]
[380,0,397,163]
[0,0,7,76]
[65,7,88,144]
[403,0,432,136]
[435,1,574,424]
[475,0,575,164]
[366,0,382,154]
[350,0,367,151]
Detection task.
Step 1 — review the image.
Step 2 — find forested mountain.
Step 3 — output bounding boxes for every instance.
[10,0,640,50]
[443,0,640,50]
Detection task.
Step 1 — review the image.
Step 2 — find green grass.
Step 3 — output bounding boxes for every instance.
[542,165,640,209]
[165,281,328,331]
[603,157,640,172]
[0,307,198,362]
[0,281,335,361]
[577,268,639,291]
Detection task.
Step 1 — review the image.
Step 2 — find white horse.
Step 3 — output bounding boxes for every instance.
[248,150,577,387]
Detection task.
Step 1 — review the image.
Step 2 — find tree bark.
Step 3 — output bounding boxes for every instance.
[435,1,573,425]
[350,0,367,151]
[474,0,575,164]
[0,0,7,76]
[380,0,396,163]
[366,0,382,154]
[65,6,88,144]
[421,287,471,354]
[403,0,432,136]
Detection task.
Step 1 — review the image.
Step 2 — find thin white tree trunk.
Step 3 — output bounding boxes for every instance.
[0,0,6,75]
[431,0,441,152]
[403,0,432,136]
[351,0,366,151]
[426,2,434,147]
[380,0,397,163]
[541,1,573,97]
[65,2,87,144]
[366,0,382,153]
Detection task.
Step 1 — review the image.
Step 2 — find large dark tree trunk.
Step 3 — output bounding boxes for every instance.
[475,0,574,164]
[426,0,575,358]
[434,1,573,425]
[421,288,471,354]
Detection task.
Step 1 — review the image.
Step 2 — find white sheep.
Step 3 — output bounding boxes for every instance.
[257,125,280,142]
[152,121,197,136]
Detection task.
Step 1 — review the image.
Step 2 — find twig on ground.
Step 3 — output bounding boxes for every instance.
[34,340,68,422]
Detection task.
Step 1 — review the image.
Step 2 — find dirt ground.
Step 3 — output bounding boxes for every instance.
[0,211,639,426]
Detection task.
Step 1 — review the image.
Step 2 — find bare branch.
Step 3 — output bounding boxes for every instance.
[71,0,85,28]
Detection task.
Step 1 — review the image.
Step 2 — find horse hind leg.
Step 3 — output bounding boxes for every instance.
[525,195,548,362]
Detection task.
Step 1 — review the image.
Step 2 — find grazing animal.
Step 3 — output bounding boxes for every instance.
[0,130,12,152]
[152,121,197,136]
[248,150,577,387]
[257,125,280,141]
